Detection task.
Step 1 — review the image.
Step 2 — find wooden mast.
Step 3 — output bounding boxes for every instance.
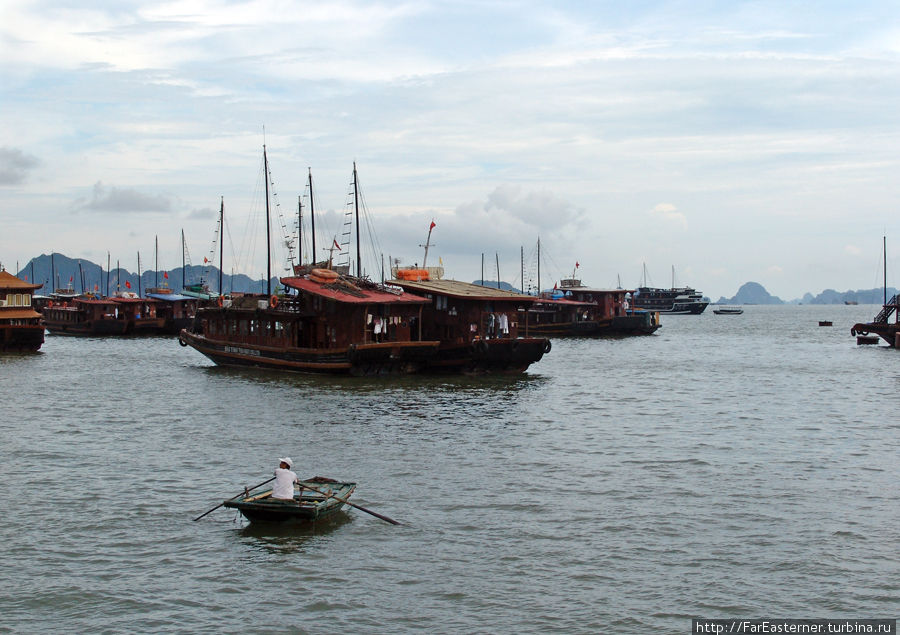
[154,236,159,288]
[297,195,303,266]
[218,197,224,295]
[264,146,272,297]
[181,230,186,291]
[353,161,361,278]
[309,168,316,266]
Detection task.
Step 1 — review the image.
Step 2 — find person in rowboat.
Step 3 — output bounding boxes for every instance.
[272,457,300,501]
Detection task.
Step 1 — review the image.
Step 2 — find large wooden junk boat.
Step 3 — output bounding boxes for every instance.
[179,270,440,375]
[527,277,660,336]
[0,269,45,352]
[389,271,551,374]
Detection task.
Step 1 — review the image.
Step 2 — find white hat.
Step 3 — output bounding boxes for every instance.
[278,457,293,468]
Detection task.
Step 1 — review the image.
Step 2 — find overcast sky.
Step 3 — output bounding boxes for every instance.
[2,0,899,300]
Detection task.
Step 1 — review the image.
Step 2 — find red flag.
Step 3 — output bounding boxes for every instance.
[94,284,98,291]
[203,257,208,263]
[429,220,436,230]
[553,283,558,290]
[575,262,580,268]
[24,275,28,281]
[333,239,341,250]
[69,275,74,282]
[163,271,169,279]
[125,281,132,289]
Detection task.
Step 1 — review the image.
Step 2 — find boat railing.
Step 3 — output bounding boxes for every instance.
[873,294,899,323]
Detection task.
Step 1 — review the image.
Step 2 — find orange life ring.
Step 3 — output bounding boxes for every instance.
[310,268,338,281]
[269,294,279,308]
[217,295,224,307]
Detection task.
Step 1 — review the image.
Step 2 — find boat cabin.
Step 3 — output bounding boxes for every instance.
[0,269,44,351]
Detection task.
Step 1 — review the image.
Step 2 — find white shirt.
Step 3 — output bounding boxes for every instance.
[272,467,299,499]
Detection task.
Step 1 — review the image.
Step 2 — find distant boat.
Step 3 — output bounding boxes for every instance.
[844,300,858,305]
[713,306,743,315]
[631,264,708,314]
[818,320,833,327]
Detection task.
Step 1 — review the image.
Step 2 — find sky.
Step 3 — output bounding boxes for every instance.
[2,0,900,301]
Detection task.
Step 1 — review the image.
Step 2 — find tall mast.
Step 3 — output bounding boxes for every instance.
[78,260,84,294]
[496,253,501,290]
[309,168,316,266]
[181,230,186,290]
[520,246,524,294]
[51,253,56,293]
[219,197,224,295]
[155,236,159,287]
[297,195,303,266]
[481,253,484,286]
[106,252,110,297]
[353,161,361,277]
[264,145,272,297]
[884,235,887,308]
[137,252,142,297]
[117,259,120,292]
[537,238,541,293]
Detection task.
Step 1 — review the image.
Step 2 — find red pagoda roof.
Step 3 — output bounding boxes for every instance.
[0,270,42,291]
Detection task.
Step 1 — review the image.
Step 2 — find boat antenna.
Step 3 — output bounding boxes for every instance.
[264,145,271,297]
[420,220,436,268]
[219,197,224,295]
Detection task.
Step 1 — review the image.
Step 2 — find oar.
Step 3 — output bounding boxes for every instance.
[300,481,403,526]
[193,476,276,521]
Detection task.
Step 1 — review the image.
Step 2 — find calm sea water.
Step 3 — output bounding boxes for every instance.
[2,305,898,634]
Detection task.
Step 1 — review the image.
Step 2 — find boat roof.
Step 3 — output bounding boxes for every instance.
[0,270,42,291]
[76,298,119,306]
[533,297,596,307]
[147,293,195,302]
[0,308,41,319]
[111,297,159,304]
[390,279,538,303]
[282,276,430,305]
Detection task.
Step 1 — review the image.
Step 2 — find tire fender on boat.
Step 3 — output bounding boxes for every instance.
[269,295,279,309]
[542,340,552,354]
[178,337,188,347]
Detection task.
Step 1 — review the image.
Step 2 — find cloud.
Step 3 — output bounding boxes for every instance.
[844,245,861,256]
[650,203,687,229]
[0,147,40,185]
[75,181,173,214]
[766,265,784,275]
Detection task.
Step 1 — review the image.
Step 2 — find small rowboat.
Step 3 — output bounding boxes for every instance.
[223,476,356,523]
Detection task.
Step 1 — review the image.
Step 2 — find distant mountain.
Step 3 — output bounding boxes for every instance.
[717,282,784,305]
[798,287,898,305]
[15,253,279,296]
[715,281,899,305]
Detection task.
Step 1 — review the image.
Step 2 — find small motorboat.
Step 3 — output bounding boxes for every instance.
[223,476,356,523]
[713,306,743,315]
[818,320,833,327]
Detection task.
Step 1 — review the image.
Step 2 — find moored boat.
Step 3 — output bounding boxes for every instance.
[631,265,708,314]
[42,296,129,336]
[713,306,744,315]
[180,271,441,375]
[0,269,44,352]
[389,274,551,373]
[849,237,898,346]
[527,277,660,336]
[223,477,356,523]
